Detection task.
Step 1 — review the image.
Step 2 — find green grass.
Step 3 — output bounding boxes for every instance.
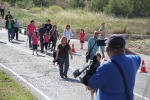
[0,71,37,100]
[3,2,150,34]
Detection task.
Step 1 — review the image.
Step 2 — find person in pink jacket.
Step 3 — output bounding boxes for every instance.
[79,29,85,49]
[43,31,50,54]
[31,31,39,55]
[27,20,36,49]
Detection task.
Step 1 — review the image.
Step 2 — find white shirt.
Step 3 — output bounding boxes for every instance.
[0,4,4,9]
[63,29,74,40]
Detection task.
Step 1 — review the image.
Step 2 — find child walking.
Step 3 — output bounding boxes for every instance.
[32,31,39,55]
[79,29,85,49]
[43,31,50,54]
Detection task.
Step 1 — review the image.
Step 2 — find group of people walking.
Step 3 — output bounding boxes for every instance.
[3,9,141,100]
[5,11,20,41]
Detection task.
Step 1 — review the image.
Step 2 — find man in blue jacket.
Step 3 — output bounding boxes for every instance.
[88,34,141,100]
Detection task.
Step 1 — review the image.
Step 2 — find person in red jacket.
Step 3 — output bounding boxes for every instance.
[27,20,36,49]
[79,29,85,49]
[32,31,39,55]
[43,31,50,54]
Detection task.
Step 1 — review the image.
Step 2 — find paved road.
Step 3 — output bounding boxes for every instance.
[0,29,150,100]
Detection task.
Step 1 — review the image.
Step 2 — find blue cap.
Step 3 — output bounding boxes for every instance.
[105,34,125,49]
[15,18,18,20]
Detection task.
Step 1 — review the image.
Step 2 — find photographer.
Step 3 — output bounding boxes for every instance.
[87,35,141,100]
[86,31,100,63]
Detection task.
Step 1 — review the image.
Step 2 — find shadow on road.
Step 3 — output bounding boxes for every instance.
[63,77,81,83]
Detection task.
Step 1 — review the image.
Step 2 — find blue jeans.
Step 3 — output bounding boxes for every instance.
[28,34,33,48]
[58,57,69,77]
[8,29,14,41]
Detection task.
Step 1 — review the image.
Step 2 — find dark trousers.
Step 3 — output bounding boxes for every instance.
[40,39,44,52]
[8,29,14,41]
[48,39,52,48]
[52,40,57,51]
[13,27,19,40]
[1,9,4,17]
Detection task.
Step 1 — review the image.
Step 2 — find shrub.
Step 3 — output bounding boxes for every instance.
[29,7,42,13]
[48,5,63,13]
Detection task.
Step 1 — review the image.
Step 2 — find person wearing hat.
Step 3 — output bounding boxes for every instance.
[87,34,141,100]
[13,18,20,40]
[99,22,106,58]
[5,16,15,41]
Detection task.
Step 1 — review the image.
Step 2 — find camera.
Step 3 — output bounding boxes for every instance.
[74,53,101,85]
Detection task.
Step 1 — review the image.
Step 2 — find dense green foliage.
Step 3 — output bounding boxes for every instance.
[1,0,150,17]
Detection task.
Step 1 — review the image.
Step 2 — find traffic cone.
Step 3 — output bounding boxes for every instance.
[71,43,76,53]
[140,60,147,73]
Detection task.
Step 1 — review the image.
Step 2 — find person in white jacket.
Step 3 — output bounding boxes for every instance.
[63,24,74,44]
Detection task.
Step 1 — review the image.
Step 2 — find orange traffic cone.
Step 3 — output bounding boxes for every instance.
[71,43,76,53]
[140,60,147,73]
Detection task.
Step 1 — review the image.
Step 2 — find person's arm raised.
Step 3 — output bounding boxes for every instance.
[125,47,137,55]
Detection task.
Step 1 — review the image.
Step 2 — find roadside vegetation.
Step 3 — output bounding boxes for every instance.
[0,71,36,100]
[2,2,150,35]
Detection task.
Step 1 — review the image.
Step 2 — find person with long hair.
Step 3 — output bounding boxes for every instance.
[55,37,73,78]
[63,24,74,44]
[49,25,59,52]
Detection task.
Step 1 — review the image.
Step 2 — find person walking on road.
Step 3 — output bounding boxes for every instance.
[55,37,73,78]
[87,31,100,61]
[99,22,106,58]
[39,24,47,53]
[79,29,85,49]
[45,19,52,32]
[87,34,141,100]
[49,25,59,52]
[5,11,12,21]
[0,3,4,18]
[13,18,19,40]
[63,24,74,44]
[32,31,39,55]
[45,19,52,48]
[43,31,50,54]
[5,16,14,41]
[27,20,36,49]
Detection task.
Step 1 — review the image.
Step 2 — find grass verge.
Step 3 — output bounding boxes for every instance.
[0,70,36,100]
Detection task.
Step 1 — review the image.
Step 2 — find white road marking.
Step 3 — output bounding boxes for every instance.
[0,63,52,100]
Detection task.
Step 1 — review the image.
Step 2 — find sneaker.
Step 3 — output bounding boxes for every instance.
[64,75,68,78]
